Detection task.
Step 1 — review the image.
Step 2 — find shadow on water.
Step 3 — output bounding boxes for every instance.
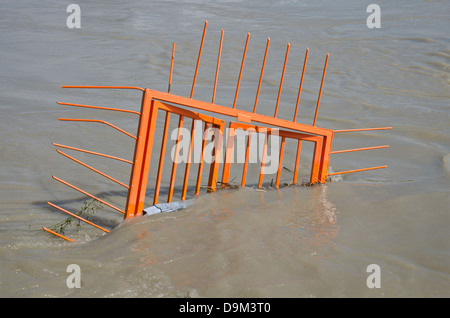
[32,177,330,238]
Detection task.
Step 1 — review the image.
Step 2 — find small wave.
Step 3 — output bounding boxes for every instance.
[443,154,450,174]
[395,37,435,44]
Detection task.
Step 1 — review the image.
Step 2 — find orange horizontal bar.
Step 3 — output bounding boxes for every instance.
[42,227,74,242]
[58,118,137,139]
[53,143,133,164]
[148,89,333,137]
[52,175,125,214]
[57,102,141,115]
[56,149,130,189]
[327,165,387,176]
[330,145,389,154]
[334,127,392,133]
[229,121,321,143]
[61,85,144,91]
[47,201,110,233]
[154,101,224,126]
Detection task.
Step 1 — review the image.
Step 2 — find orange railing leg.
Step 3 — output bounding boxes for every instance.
[319,131,333,183]
[125,89,158,218]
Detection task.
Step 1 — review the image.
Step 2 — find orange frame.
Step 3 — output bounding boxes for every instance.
[43,22,391,241]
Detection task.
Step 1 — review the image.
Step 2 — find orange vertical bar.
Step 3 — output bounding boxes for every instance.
[135,99,159,215]
[313,53,329,127]
[221,123,235,185]
[168,42,175,93]
[275,136,285,188]
[191,20,207,99]
[168,115,184,202]
[181,120,196,200]
[258,130,269,188]
[293,48,309,122]
[241,131,252,187]
[292,140,302,184]
[212,30,224,104]
[195,122,210,195]
[125,89,156,218]
[274,43,290,118]
[233,33,250,109]
[153,111,171,205]
[253,37,270,113]
[310,139,323,184]
[318,131,333,183]
[207,123,224,192]
[125,91,151,217]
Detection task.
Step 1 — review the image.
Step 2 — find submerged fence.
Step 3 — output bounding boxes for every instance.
[43,21,391,241]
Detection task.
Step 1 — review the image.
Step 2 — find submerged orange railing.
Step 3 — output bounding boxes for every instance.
[43,21,391,241]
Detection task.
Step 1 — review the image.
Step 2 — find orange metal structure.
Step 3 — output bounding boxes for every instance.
[43,21,391,241]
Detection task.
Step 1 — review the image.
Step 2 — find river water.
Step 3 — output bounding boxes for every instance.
[0,0,449,298]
